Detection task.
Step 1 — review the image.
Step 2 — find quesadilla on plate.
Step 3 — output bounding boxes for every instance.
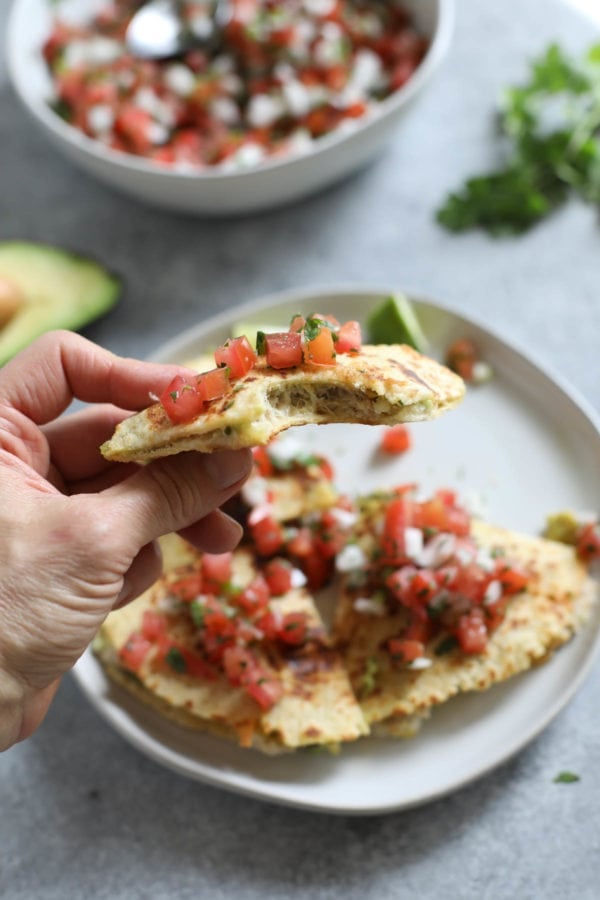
[95,536,368,753]
[333,491,597,731]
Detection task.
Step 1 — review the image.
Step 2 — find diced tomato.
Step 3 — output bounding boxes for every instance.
[250,514,285,556]
[415,493,470,536]
[576,521,600,563]
[196,366,231,403]
[119,631,152,673]
[495,561,528,595]
[314,456,335,482]
[201,552,233,592]
[286,527,314,558]
[252,445,275,477]
[222,645,259,686]
[255,609,280,641]
[160,375,204,424]
[484,597,508,633]
[335,320,362,354]
[264,331,303,369]
[451,563,490,605]
[380,497,412,565]
[387,638,425,664]
[263,558,294,596]
[288,315,306,333]
[203,606,237,639]
[313,510,349,559]
[141,609,168,642]
[404,612,434,644]
[455,608,488,654]
[386,566,437,609]
[445,338,478,383]
[114,105,155,155]
[245,677,283,710]
[160,643,215,680]
[237,575,271,614]
[168,571,204,602]
[302,553,332,591]
[214,335,257,379]
[380,424,412,455]
[277,611,309,645]
[181,649,219,680]
[303,326,336,366]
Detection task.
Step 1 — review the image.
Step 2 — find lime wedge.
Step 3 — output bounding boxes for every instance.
[366,294,428,352]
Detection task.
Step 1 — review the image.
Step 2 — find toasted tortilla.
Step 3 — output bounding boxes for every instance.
[95,537,368,753]
[100,344,465,463]
[335,521,597,729]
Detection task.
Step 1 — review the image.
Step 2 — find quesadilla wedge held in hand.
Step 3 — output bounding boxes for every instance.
[101,342,465,463]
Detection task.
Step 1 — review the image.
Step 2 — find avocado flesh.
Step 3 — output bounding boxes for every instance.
[0,242,120,366]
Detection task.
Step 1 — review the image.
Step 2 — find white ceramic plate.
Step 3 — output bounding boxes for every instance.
[73,286,600,815]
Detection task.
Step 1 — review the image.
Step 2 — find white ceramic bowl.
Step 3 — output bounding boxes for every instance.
[6,0,454,216]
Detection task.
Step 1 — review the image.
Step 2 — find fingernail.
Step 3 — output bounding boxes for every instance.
[204,449,252,490]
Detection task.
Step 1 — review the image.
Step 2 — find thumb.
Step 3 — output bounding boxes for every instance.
[100,449,252,551]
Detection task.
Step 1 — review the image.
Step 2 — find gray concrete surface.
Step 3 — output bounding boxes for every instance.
[1,1,600,897]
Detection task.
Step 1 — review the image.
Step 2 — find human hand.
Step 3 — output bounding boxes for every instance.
[0,331,252,750]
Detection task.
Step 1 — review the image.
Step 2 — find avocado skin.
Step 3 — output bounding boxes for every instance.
[0,241,121,365]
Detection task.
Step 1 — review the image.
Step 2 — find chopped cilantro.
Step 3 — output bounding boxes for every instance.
[553,771,580,783]
[437,43,600,235]
[359,656,379,698]
[190,601,205,628]
[303,317,323,342]
[165,647,187,673]
[434,635,458,656]
[256,330,267,354]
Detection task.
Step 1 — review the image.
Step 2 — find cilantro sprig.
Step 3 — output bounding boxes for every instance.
[437,43,600,236]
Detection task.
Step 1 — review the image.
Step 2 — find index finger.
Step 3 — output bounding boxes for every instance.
[0,330,196,425]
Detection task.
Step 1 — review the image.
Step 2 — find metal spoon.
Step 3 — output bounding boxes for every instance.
[125,0,232,60]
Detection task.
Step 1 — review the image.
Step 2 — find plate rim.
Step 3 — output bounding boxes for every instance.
[74,283,600,815]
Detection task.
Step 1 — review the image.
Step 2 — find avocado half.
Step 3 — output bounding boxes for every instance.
[0,242,121,366]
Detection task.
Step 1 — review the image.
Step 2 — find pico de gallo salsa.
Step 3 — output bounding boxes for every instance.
[42,0,428,170]
[115,434,600,713]
[118,543,325,711]
[159,312,362,424]
[342,485,530,671]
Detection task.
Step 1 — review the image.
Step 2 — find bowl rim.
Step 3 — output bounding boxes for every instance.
[6,0,455,183]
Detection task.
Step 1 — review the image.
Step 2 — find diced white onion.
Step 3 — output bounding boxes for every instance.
[241,476,271,509]
[349,48,383,93]
[328,507,358,529]
[282,79,311,117]
[303,0,336,16]
[87,104,114,135]
[336,544,367,573]
[415,533,457,568]
[246,94,285,128]
[353,596,385,616]
[404,526,424,560]
[476,548,496,572]
[211,97,240,125]
[163,64,197,97]
[483,580,503,606]
[230,143,266,169]
[407,657,433,671]
[267,434,303,465]
[290,568,307,588]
